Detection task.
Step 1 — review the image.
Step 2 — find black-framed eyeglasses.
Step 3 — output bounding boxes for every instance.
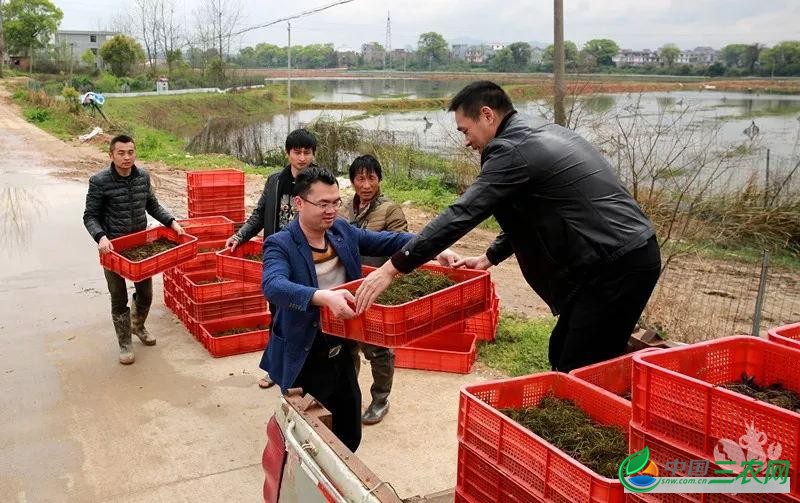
[301,197,343,210]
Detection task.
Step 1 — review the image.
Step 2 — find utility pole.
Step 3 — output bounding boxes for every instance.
[553,0,566,126]
[0,0,5,78]
[287,21,292,131]
[231,0,355,133]
[69,42,75,78]
[383,10,391,71]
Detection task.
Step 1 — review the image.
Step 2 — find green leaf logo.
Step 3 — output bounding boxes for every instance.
[626,447,650,476]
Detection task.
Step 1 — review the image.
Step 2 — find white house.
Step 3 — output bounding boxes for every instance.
[54,30,119,61]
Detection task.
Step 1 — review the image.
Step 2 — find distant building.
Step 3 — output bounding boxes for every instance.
[390,48,410,68]
[54,30,119,61]
[335,47,359,68]
[612,49,662,67]
[451,44,469,61]
[361,42,385,66]
[530,47,544,65]
[677,46,719,66]
[465,46,486,64]
[614,46,719,67]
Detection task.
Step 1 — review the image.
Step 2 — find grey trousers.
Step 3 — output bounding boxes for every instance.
[352,342,394,404]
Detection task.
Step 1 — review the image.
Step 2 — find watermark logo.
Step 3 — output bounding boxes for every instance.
[618,447,660,493]
[620,422,791,494]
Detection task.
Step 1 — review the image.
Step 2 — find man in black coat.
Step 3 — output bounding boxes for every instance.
[83,134,185,364]
[355,81,661,372]
[224,128,317,388]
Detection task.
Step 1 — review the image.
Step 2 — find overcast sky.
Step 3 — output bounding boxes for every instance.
[58,0,799,51]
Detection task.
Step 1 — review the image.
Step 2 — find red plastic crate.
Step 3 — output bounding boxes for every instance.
[216,240,263,283]
[183,292,267,322]
[163,289,178,313]
[199,313,271,357]
[458,372,629,503]
[569,348,661,401]
[188,195,244,213]
[183,270,262,303]
[171,251,218,276]
[100,227,198,282]
[186,168,245,189]
[627,424,791,503]
[632,335,800,499]
[456,442,540,503]
[188,208,247,224]
[768,322,800,351]
[196,240,228,254]
[176,216,234,244]
[188,184,245,201]
[320,264,491,348]
[394,329,477,374]
[465,283,500,342]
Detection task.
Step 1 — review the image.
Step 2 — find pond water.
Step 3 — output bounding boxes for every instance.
[205,79,800,186]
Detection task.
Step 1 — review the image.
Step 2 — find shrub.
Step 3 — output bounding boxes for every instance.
[61,86,81,113]
[95,73,121,93]
[25,108,51,123]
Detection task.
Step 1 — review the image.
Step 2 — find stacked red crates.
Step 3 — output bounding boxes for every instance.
[186,169,246,222]
[163,216,270,357]
[626,336,800,502]
[457,373,630,502]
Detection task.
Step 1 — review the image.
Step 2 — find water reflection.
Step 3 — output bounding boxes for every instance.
[0,186,46,253]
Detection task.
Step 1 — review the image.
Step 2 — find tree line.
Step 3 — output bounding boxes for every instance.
[2,0,800,80]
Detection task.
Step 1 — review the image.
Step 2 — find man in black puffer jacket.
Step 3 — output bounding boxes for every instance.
[84,134,185,364]
[355,81,661,373]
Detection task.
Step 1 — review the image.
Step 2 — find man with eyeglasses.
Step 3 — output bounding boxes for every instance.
[225,128,317,389]
[260,167,456,451]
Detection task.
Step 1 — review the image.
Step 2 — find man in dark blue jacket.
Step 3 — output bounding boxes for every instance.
[260,167,453,452]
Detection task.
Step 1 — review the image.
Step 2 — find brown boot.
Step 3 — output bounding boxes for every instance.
[131,298,156,346]
[113,309,135,365]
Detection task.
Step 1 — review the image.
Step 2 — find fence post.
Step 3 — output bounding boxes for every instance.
[751,251,770,336]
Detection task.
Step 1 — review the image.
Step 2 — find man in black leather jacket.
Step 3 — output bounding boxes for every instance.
[355,81,661,372]
[224,128,318,388]
[84,134,185,364]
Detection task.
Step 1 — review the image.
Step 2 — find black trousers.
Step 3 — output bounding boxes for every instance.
[103,268,152,316]
[549,236,661,373]
[292,338,362,452]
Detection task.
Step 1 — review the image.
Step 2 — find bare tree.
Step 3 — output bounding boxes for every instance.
[130,0,159,74]
[157,0,182,76]
[197,0,241,69]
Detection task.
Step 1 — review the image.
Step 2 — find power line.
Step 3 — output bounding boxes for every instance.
[232,0,355,37]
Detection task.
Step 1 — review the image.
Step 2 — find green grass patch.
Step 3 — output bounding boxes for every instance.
[478,314,555,376]
[102,86,287,136]
[383,176,458,212]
